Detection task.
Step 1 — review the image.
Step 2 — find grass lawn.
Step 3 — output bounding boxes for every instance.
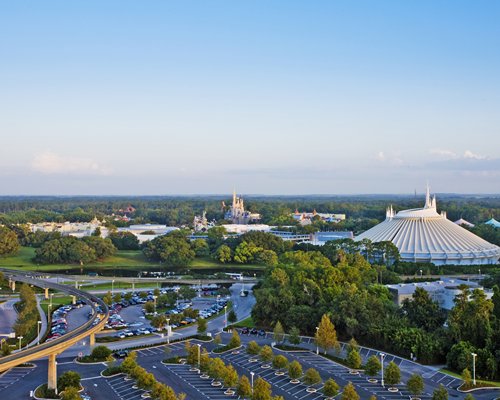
[0,247,265,273]
[440,368,500,387]
[40,295,73,314]
[232,316,254,328]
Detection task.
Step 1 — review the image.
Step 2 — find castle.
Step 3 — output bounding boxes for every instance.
[224,190,261,224]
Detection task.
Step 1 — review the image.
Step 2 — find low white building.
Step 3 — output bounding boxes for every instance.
[221,224,271,234]
[387,278,493,310]
[116,224,179,243]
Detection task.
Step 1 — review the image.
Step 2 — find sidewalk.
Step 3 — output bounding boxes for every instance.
[27,295,47,347]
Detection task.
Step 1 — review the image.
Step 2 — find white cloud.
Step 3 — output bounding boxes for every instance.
[31,152,112,175]
[463,150,487,160]
[429,148,457,159]
[376,151,386,161]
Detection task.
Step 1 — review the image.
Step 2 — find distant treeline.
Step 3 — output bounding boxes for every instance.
[0,195,499,230]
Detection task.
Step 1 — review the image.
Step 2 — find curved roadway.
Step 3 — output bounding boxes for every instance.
[0,268,109,371]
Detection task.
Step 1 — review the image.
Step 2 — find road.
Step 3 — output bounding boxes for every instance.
[0,299,18,337]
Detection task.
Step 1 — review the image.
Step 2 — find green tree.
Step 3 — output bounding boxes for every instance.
[108,231,140,250]
[178,286,197,302]
[208,358,226,382]
[247,341,261,355]
[288,326,301,345]
[464,394,475,400]
[60,386,82,400]
[0,340,11,356]
[103,291,113,306]
[273,321,285,343]
[0,226,19,256]
[431,385,448,400]
[121,351,138,373]
[214,333,222,346]
[346,349,362,369]
[222,364,239,389]
[272,355,288,370]
[113,292,122,304]
[252,377,272,400]
[402,287,446,332]
[143,232,195,267]
[151,314,167,330]
[315,314,339,354]
[462,368,472,389]
[228,309,237,324]
[260,345,274,363]
[288,360,303,380]
[323,378,340,397]
[58,371,81,391]
[90,346,112,361]
[341,382,360,400]
[197,317,207,334]
[214,244,232,263]
[406,374,424,396]
[137,371,156,390]
[364,355,381,377]
[446,341,476,373]
[191,239,209,257]
[82,236,116,259]
[255,249,278,267]
[144,301,155,314]
[229,329,241,348]
[303,368,321,386]
[384,362,401,387]
[236,375,252,398]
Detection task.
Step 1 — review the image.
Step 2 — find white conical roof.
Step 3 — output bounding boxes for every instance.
[454,218,474,228]
[355,190,500,265]
[485,218,500,228]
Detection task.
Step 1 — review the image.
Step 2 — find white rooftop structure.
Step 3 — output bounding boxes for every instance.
[355,186,500,265]
[387,278,492,310]
[485,218,500,228]
[454,218,474,228]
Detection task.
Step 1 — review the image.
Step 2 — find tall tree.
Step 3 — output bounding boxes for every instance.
[0,226,19,256]
[315,314,339,354]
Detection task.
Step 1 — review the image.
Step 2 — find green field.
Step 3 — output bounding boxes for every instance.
[0,247,264,274]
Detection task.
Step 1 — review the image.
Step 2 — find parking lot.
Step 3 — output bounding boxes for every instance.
[163,363,239,400]
[220,350,326,400]
[0,367,35,391]
[135,341,186,357]
[105,374,146,400]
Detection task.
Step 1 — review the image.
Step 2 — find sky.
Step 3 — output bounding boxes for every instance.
[1,1,499,195]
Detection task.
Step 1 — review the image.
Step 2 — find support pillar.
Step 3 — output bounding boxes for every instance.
[44,288,49,300]
[10,280,15,291]
[132,282,135,290]
[47,353,57,391]
[89,333,95,346]
[71,295,76,305]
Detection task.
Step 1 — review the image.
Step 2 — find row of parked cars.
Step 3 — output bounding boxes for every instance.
[46,302,84,342]
[241,327,266,337]
[198,297,229,319]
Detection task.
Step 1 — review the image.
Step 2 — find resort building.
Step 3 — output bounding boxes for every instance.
[355,187,500,265]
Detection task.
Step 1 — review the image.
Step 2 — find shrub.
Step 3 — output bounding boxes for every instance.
[260,345,273,363]
[247,341,261,355]
[323,378,339,397]
[303,368,321,386]
[272,355,288,370]
[288,360,303,380]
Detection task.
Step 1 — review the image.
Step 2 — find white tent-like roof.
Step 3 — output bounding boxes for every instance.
[485,218,500,228]
[454,218,474,228]
[355,188,500,265]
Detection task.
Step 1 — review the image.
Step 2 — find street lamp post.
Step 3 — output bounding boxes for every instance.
[47,303,52,323]
[379,353,386,387]
[166,318,170,344]
[18,336,23,350]
[197,344,201,372]
[49,293,54,308]
[315,326,319,355]
[224,305,227,329]
[153,295,157,314]
[419,269,423,278]
[250,371,255,395]
[37,321,42,345]
[471,352,477,386]
[112,279,115,296]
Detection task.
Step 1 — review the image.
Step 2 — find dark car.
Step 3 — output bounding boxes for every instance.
[241,327,249,335]
[250,328,258,335]
[258,329,266,337]
[113,350,129,358]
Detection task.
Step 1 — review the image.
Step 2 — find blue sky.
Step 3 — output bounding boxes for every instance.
[1,1,499,195]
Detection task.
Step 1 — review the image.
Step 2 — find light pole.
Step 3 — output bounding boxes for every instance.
[419,269,423,278]
[47,303,52,323]
[197,343,201,372]
[224,305,227,329]
[166,318,170,344]
[478,269,481,276]
[471,352,477,386]
[18,336,23,350]
[315,326,319,355]
[112,279,115,296]
[153,295,157,314]
[37,321,42,345]
[49,293,54,308]
[250,371,254,395]
[379,352,386,387]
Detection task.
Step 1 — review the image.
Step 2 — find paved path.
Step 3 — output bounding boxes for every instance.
[27,295,47,348]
